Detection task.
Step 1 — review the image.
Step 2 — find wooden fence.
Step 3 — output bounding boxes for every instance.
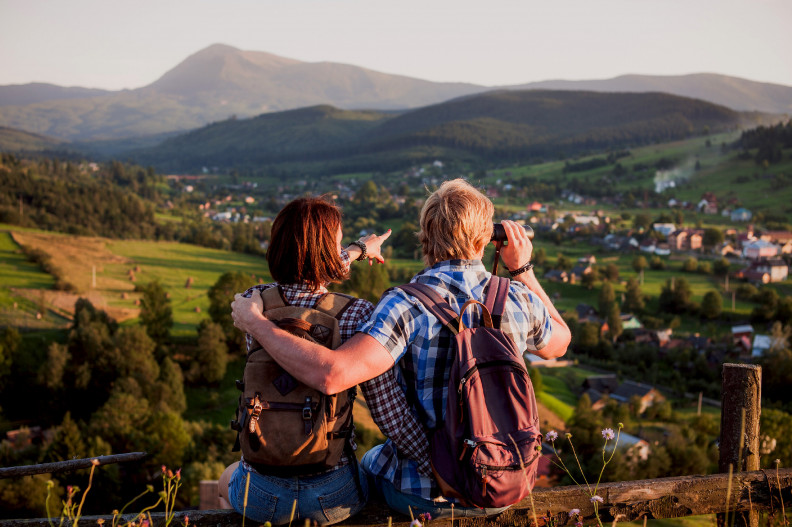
[2,364,791,527]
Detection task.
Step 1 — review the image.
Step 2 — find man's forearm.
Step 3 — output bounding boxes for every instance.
[245,319,395,394]
[514,269,571,358]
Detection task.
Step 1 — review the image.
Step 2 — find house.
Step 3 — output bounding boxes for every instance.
[609,381,666,413]
[668,229,703,251]
[742,240,780,260]
[697,193,718,214]
[576,303,601,324]
[732,324,754,353]
[654,243,671,256]
[570,262,593,282]
[653,223,677,237]
[752,334,772,358]
[760,231,792,245]
[747,260,789,282]
[731,208,753,222]
[639,240,657,254]
[544,270,569,283]
[610,432,652,462]
[582,377,665,414]
[527,201,544,212]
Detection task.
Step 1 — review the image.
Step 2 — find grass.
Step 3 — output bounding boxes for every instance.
[0,227,270,336]
[536,391,574,422]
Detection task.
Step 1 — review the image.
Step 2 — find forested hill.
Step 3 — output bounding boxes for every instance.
[132,90,764,174]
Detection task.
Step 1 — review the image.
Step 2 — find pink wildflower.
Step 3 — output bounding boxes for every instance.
[568,508,580,517]
[601,428,615,440]
[591,495,604,504]
[546,430,559,442]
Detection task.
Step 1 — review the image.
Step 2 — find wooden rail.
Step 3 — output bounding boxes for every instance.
[2,469,790,527]
[0,452,149,479]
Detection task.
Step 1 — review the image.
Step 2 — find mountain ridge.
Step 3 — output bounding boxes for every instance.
[1,44,790,142]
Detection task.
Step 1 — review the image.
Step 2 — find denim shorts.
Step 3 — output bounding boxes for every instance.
[361,445,509,520]
[227,461,368,525]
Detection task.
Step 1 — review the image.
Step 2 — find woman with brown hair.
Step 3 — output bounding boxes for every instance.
[218,196,427,525]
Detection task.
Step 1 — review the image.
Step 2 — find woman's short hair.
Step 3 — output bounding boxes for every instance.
[267,197,348,290]
[418,179,494,266]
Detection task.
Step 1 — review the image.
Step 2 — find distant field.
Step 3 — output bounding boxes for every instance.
[488,131,792,221]
[0,227,269,335]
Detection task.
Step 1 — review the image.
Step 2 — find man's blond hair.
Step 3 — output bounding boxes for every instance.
[418,179,494,266]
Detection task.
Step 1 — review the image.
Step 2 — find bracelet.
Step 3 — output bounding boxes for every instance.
[348,240,367,261]
[508,261,534,277]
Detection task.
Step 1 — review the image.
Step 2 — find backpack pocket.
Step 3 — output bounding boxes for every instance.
[463,430,541,508]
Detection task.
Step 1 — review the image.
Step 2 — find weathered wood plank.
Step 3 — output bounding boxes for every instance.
[0,452,149,479]
[3,469,790,527]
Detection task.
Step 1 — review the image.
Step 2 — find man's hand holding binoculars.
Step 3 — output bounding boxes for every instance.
[496,220,533,276]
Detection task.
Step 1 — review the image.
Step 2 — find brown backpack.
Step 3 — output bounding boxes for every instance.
[231,286,357,475]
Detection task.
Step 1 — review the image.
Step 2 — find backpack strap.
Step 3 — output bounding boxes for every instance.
[314,292,356,320]
[261,285,289,310]
[484,276,511,329]
[397,283,460,335]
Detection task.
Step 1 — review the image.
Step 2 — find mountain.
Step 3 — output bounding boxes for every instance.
[2,44,790,144]
[0,44,484,141]
[0,83,113,107]
[133,89,764,174]
[507,74,792,115]
[0,126,67,152]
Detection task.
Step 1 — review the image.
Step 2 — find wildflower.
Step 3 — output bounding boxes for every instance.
[91,458,100,466]
[590,495,604,504]
[602,428,615,440]
[410,520,422,527]
[47,480,54,489]
[167,469,174,479]
[176,468,182,480]
[161,465,166,474]
[565,433,573,438]
[184,516,189,526]
[775,459,781,465]
[425,513,431,522]
[97,520,105,525]
[546,430,559,442]
[617,422,624,429]
[146,485,154,493]
[141,520,150,527]
[576,522,583,527]
[568,509,580,517]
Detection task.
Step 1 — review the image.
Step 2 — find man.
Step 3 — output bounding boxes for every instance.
[231,179,570,518]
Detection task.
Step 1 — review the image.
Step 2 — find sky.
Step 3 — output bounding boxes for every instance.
[1,0,791,91]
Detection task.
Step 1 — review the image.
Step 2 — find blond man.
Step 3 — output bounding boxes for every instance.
[231,179,570,518]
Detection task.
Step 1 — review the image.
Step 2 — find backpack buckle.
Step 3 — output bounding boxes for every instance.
[302,397,313,435]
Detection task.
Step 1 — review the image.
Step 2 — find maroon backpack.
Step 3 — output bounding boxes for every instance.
[398,276,542,508]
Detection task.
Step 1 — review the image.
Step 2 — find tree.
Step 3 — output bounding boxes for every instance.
[751,287,779,322]
[345,262,390,303]
[702,228,724,249]
[623,277,645,313]
[700,291,723,320]
[598,281,616,317]
[682,257,698,273]
[606,302,623,342]
[138,280,173,346]
[391,221,419,258]
[713,257,730,276]
[577,322,601,351]
[532,247,547,268]
[114,326,159,391]
[650,256,667,270]
[156,357,187,414]
[191,320,229,385]
[37,342,69,390]
[632,256,648,283]
[604,263,620,282]
[659,277,692,313]
[208,271,252,350]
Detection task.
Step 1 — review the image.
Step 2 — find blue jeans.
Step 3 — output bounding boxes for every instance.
[228,461,368,525]
[360,445,510,520]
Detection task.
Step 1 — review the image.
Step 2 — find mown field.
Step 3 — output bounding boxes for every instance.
[0,225,269,336]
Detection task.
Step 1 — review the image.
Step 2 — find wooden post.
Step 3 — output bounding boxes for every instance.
[717,364,761,527]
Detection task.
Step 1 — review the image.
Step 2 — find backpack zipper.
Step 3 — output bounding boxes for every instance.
[457,360,528,395]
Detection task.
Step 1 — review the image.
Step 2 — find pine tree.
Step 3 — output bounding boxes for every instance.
[598,281,616,317]
[623,277,645,313]
[138,280,173,346]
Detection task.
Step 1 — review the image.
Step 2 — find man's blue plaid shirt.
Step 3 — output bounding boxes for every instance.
[357,259,553,501]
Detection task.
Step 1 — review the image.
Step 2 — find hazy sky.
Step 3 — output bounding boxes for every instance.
[1,0,791,90]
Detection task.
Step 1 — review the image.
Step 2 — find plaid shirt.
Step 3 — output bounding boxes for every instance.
[358,259,553,500]
[241,249,429,474]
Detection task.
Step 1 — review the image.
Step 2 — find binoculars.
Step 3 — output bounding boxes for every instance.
[491,224,534,242]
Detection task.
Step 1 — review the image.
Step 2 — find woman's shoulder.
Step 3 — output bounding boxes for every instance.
[241,282,278,298]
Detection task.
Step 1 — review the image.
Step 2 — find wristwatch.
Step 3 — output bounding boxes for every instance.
[349,240,367,261]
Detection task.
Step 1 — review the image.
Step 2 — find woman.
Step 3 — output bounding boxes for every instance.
[218,196,424,525]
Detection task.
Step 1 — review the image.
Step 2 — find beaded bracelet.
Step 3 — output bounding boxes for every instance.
[508,261,534,277]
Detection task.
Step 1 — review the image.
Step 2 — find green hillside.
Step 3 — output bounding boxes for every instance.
[0,126,67,152]
[131,90,771,175]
